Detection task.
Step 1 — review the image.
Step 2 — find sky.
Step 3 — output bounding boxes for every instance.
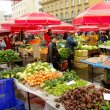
[0,1,12,14]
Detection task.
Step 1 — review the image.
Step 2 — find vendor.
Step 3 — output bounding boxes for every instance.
[88,32,98,46]
[44,29,52,47]
[66,32,78,70]
[2,34,12,50]
[47,35,59,70]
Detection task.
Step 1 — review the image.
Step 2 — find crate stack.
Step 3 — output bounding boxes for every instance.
[74,50,88,69]
[0,79,25,110]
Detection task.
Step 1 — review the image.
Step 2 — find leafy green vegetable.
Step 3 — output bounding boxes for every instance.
[59,48,70,60]
[0,49,19,62]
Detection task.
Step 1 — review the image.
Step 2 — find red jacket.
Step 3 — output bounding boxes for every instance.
[44,33,51,47]
[4,36,12,50]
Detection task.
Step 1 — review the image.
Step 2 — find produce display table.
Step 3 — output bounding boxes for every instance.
[74,49,100,68]
[14,79,65,110]
[81,60,110,82]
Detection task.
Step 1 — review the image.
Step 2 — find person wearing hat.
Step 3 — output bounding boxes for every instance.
[66,32,78,70]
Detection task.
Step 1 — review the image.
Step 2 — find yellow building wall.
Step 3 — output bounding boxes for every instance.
[41,0,104,22]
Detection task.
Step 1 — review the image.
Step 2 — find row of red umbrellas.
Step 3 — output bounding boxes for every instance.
[1,2,110,34]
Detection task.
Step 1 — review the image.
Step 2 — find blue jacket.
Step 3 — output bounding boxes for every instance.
[65,35,77,51]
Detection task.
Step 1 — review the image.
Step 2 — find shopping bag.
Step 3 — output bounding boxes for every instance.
[1,40,6,47]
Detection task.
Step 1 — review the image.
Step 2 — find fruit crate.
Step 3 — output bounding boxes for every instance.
[0,78,15,102]
[0,97,25,110]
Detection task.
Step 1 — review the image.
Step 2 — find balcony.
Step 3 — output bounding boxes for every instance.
[40,0,59,5]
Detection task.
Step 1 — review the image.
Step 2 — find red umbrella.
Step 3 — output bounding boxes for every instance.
[0,28,11,33]
[15,12,61,25]
[78,25,99,32]
[48,22,74,30]
[73,2,110,26]
[27,29,46,34]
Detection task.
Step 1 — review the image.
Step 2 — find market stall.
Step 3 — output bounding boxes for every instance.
[81,55,110,83]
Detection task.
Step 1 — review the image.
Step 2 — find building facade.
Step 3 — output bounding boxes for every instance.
[12,0,41,17]
[40,0,108,22]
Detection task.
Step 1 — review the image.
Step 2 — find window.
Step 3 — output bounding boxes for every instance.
[56,14,59,18]
[66,0,68,7]
[78,0,81,5]
[51,5,53,11]
[105,0,110,1]
[78,10,80,15]
[47,6,50,12]
[71,0,75,6]
[60,13,64,19]
[85,0,88,3]
[65,12,69,19]
[55,3,58,10]
[60,2,63,9]
[71,11,75,18]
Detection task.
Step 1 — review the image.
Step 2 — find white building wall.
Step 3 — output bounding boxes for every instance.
[12,0,41,17]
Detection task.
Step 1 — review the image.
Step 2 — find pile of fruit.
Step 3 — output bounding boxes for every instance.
[28,39,41,44]
[16,62,55,80]
[76,44,98,50]
[22,70,62,86]
[42,70,87,96]
[55,85,109,110]
[86,55,108,63]
[0,49,19,62]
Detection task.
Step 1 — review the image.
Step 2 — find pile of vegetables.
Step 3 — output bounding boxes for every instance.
[19,44,32,49]
[103,41,110,46]
[28,39,41,44]
[55,85,109,110]
[0,67,25,79]
[76,44,98,50]
[0,49,19,62]
[22,70,62,86]
[42,70,87,96]
[16,62,55,80]
[57,40,66,49]
[59,48,70,60]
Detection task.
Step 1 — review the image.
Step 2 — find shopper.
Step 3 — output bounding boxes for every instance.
[66,32,78,70]
[47,35,59,70]
[108,31,110,40]
[99,32,107,43]
[44,29,52,47]
[2,34,12,50]
[63,32,68,40]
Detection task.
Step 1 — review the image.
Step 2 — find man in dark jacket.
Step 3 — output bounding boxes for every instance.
[47,36,59,70]
[66,32,78,70]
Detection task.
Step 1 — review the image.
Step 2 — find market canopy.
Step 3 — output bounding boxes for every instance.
[48,22,74,30]
[15,12,61,25]
[73,2,110,26]
[77,25,99,32]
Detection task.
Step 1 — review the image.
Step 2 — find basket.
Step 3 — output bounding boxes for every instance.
[0,79,15,102]
[0,98,25,110]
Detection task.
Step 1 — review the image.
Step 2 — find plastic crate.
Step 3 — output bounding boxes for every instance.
[0,98,25,110]
[0,79,15,102]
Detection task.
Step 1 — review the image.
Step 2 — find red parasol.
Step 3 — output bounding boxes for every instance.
[78,25,99,32]
[48,22,74,30]
[73,2,110,26]
[15,12,61,25]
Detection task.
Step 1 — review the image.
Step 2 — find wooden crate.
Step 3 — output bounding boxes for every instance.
[74,62,88,69]
[74,56,88,62]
